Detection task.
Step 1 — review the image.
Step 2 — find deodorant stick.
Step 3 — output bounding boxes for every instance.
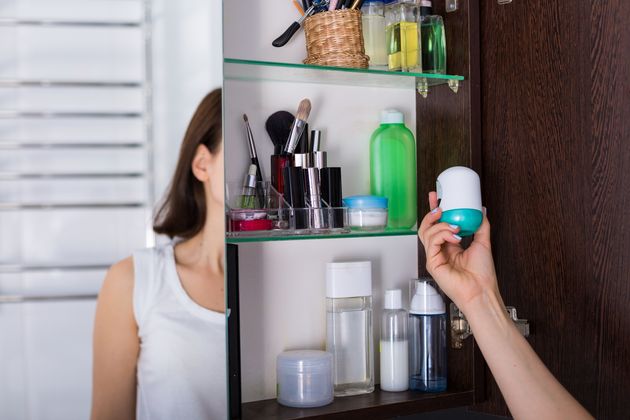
[436,166,483,237]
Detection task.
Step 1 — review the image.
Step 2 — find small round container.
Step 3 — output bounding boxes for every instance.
[343,195,388,232]
[276,350,333,408]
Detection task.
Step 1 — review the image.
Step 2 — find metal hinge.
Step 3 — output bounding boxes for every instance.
[450,303,530,349]
[497,0,513,4]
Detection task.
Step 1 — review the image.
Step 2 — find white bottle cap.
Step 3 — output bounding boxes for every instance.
[380,109,404,124]
[436,166,482,212]
[326,261,372,298]
[409,280,445,315]
[384,289,402,310]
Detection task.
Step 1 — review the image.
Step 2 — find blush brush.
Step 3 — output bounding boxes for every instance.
[284,99,312,154]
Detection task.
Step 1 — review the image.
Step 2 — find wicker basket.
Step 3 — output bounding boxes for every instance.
[303,9,369,69]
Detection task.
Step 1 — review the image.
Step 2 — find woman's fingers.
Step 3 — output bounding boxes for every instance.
[428,191,438,210]
[472,206,492,249]
[425,228,463,272]
[419,207,442,244]
[423,223,461,254]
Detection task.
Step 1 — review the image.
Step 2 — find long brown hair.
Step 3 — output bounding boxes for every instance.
[153,88,222,239]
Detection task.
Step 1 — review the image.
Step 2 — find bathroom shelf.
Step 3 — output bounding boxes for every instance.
[224,58,464,91]
[241,387,474,420]
[225,228,417,244]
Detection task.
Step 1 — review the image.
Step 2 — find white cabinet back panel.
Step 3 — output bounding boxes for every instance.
[0,209,148,265]
[0,299,97,420]
[238,235,418,402]
[224,79,416,196]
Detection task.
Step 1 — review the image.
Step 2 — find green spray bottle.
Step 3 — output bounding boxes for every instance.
[370,109,417,229]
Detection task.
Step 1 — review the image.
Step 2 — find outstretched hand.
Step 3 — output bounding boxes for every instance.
[418,192,499,313]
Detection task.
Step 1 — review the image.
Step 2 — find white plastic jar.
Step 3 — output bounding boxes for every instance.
[276,350,333,408]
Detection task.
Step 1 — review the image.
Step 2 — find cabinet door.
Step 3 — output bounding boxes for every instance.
[478,0,630,418]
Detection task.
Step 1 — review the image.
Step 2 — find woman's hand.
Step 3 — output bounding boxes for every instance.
[418,191,499,313]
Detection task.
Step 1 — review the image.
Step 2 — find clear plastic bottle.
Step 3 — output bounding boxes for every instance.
[370,109,417,229]
[380,289,409,392]
[326,262,374,397]
[419,0,446,74]
[408,278,447,392]
[361,0,387,68]
[385,0,420,72]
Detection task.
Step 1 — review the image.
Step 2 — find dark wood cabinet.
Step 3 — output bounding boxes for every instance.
[471,0,630,418]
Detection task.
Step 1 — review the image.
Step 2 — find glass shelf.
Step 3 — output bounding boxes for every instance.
[224,58,464,93]
[225,228,417,244]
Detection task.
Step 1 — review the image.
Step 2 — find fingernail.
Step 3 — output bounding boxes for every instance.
[449,224,459,230]
[483,206,487,216]
[431,207,440,214]
[453,234,462,240]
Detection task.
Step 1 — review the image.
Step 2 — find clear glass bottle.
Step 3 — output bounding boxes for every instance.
[419,0,446,74]
[326,261,374,397]
[380,289,409,392]
[361,0,387,68]
[385,0,420,72]
[408,278,447,392]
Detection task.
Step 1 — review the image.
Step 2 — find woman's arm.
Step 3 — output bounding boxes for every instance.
[91,257,139,420]
[418,192,592,420]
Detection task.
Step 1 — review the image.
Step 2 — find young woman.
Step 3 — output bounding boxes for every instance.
[91,89,227,420]
[419,191,593,420]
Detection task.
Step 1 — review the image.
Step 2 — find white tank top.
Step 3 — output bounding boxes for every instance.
[133,243,227,420]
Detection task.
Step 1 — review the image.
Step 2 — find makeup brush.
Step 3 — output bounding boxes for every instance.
[266,111,295,194]
[243,114,264,184]
[265,111,295,154]
[284,99,312,154]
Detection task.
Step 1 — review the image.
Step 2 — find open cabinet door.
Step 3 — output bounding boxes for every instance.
[478,0,630,417]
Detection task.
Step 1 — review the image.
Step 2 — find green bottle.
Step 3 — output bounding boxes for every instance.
[419,0,446,74]
[370,109,417,229]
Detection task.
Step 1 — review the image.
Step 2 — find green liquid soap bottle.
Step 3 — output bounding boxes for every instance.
[419,0,446,74]
[370,109,417,229]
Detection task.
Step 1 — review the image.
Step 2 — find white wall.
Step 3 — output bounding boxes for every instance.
[152,0,223,203]
[0,1,223,418]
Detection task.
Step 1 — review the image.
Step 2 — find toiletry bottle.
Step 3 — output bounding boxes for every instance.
[419,0,446,74]
[408,278,447,392]
[361,0,387,68]
[326,261,375,397]
[437,166,483,236]
[380,289,409,392]
[370,109,417,229]
[385,0,420,72]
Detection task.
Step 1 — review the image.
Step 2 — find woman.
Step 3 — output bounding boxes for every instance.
[91,89,226,420]
[419,191,593,420]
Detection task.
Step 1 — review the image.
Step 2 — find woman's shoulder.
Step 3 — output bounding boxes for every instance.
[100,256,135,302]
